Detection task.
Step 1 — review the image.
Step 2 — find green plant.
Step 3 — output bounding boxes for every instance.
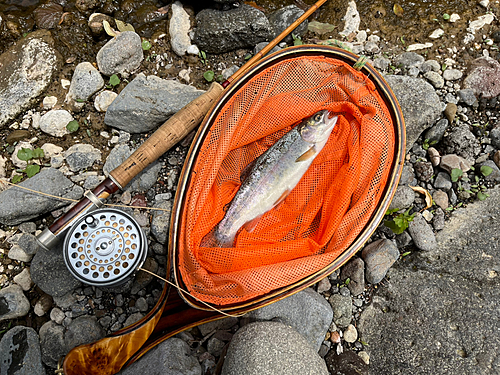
[108,74,120,88]
[384,207,415,234]
[422,138,437,150]
[66,120,79,133]
[203,70,215,82]
[141,39,151,51]
[450,168,463,182]
[198,50,207,64]
[443,13,450,20]
[292,33,303,46]
[480,165,493,177]
[0,321,12,335]
[12,147,45,183]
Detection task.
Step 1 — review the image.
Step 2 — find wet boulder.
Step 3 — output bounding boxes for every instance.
[0,168,83,226]
[194,4,272,54]
[0,30,62,129]
[104,73,204,134]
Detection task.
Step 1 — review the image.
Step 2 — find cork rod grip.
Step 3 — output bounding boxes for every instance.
[110,82,224,188]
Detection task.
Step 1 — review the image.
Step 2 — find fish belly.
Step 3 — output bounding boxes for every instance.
[213,129,314,246]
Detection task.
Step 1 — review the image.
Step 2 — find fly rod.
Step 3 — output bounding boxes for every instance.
[55,2,328,374]
[37,0,327,253]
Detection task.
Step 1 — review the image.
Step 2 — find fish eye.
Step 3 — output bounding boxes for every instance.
[314,114,322,122]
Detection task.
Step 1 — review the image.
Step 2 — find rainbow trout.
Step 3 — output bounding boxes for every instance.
[201,110,338,248]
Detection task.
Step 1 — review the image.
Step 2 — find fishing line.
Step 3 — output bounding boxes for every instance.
[0,180,171,212]
[138,268,245,318]
[1,180,242,317]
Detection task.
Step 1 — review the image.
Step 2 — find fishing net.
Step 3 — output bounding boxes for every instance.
[178,52,396,305]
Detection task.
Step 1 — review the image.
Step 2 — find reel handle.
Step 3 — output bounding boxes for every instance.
[109,82,224,188]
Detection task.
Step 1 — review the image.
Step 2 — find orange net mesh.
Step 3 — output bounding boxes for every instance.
[178,54,395,305]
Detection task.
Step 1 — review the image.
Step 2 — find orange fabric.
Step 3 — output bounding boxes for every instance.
[178,55,395,305]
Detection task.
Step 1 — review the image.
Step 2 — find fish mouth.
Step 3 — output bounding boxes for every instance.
[323,111,338,131]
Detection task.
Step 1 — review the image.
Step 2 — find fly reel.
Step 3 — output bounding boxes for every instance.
[63,208,148,287]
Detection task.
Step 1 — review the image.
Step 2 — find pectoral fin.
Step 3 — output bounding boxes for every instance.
[296,146,316,162]
[273,189,291,210]
[243,214,264,233]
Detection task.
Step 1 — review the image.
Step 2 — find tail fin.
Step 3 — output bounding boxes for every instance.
[200,227,235,248]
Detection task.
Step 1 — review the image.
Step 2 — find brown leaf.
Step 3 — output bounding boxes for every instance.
[33,3,63,29]
[244,1,265,12]
[393,4,404,17]
[409,185,432,210]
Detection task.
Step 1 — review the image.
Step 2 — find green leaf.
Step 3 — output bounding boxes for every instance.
[66,120,79,133]
[292,34,303,46]
[17,148,33,161]
[344,278,350,285]
[443,13,450,20]
[25,164,40,178]
[203,70,215,82]
[32,148,45,159]
[477,191,489,201]
[384,219,405,234]
[450,168,463,182]
[109,74,120,87]
[385,208,400,215]
[480,165,493,177]
[75,98,86,103]
[401,251,411,257]
[11,174,23,184]
[141,40,151,51]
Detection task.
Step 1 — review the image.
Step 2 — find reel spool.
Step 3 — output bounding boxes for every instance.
[63,208,148,287]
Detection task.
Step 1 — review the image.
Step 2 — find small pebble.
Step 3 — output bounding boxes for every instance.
[343,324,358,343]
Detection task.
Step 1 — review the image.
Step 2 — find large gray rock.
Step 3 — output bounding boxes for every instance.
[0,30,61,129]
[65,61,104,111]
[96,31,143,77]
[384,75,441,149]
[103,144,162,192]
[268,5,307,44]
[104,74,204,133]
[118,338,201,375]
[150,200,172,244]
[63,144,102,172]
[31,241,81,297]
[244,288,333,351]
[361,239,400,284]
[358,185,500,374]
[221,321,329,375]
[328,293,352,329]
[39,109,74,137]
[463,56,500,99]
[408,212,437,251]
[169,1,192,57]
[194,4,272,54]
[443,123,481,164]
[0,285,30,322]
[0,326,46,375]
[0,168,83,225]
[65,316,105,351]
[39,321,66,368]
[388,185,415,210]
